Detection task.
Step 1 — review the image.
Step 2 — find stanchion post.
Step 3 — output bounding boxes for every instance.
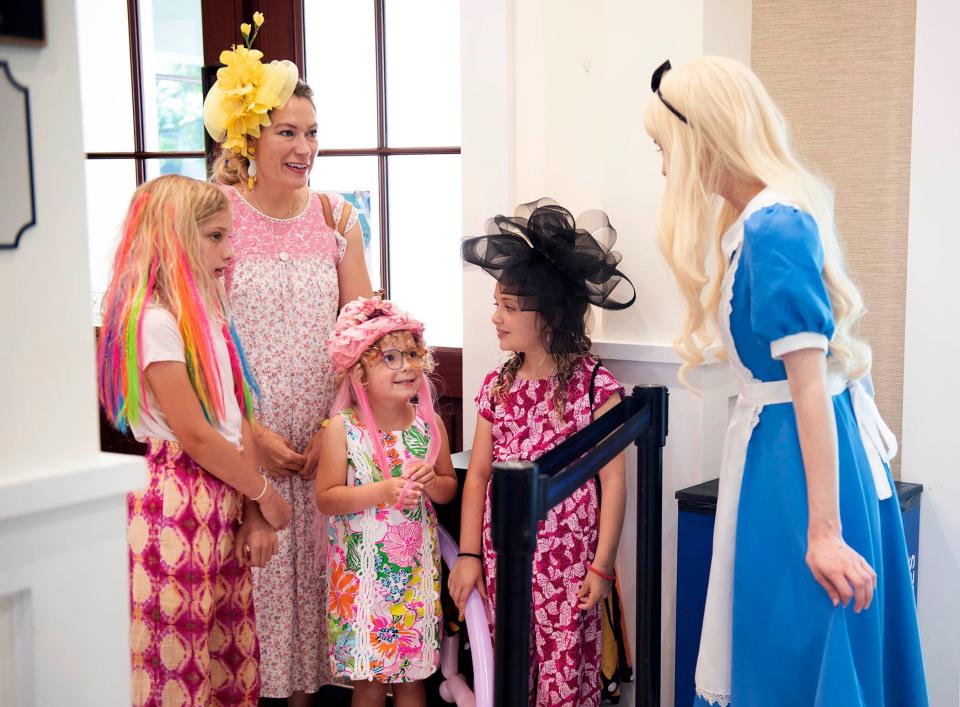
[633,385,668,707]
[491,460,542,707]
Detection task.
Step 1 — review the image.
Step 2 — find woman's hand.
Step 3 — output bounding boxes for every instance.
[254,423,306,478]
[577,569,613,611]
[235,503,279,567]
[381,476,422,510]
[782,349,877,614]
[806,530,877,612]
[257,484,292,530]
[448,556,487,614]
[405,461,436,487]
[300,426,326,481]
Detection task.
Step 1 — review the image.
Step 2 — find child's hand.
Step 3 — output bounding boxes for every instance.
[577,568,613,611]
[449,556,487,614]
[254,424,306,478]
[405,461,436,487]
[235,510,279,568]
[381,476,422,510]
[258,485,292,530]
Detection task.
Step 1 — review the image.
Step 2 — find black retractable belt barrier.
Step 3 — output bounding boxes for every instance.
[491,385,669,707]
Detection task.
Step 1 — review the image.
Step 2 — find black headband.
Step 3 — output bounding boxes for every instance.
[651,60,688,125]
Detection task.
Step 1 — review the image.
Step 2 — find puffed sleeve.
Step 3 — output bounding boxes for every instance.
[741,204,835,360]
[474,368,500,423]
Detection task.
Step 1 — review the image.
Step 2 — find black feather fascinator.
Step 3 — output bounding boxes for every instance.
[462,198,636,354]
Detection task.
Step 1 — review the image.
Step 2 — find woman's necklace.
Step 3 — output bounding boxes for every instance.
[248,187,300,219]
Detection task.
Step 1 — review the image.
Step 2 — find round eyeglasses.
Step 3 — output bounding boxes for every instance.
[375,347,427,370]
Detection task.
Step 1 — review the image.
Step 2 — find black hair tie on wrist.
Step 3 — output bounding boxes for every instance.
[458,552,483,561]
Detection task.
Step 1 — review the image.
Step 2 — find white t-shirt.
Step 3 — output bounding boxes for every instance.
[130,305,243,447]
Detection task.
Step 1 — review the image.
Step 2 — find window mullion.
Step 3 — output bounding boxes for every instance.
[375,0,390,294]
[126,0,147,184]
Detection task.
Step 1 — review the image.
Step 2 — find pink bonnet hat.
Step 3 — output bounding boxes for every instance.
[328,295,425,374]
[326,296,438,492]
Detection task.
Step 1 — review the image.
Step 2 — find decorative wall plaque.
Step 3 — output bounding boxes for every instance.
[0,1,46,46]
[0,61,36,249]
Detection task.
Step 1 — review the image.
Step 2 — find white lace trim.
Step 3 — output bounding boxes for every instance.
[345,427,381,679]
[343,414,440,679]
[696,687,731,707]
[417,505,439,671]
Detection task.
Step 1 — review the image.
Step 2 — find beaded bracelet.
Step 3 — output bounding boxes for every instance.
[458,552,483,561]
[588,564,615,582]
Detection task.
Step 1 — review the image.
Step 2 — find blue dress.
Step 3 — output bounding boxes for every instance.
[693,191,928,707]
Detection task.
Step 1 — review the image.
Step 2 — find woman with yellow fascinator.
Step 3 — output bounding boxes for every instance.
[204,14,373,707]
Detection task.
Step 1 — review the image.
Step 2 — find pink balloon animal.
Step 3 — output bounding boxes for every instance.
[437,525,493,707]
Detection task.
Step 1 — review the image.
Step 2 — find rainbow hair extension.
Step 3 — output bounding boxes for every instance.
[223,318,261,420]
[98,192,151,431]
[98,176,257,432]
[171,237,226,422]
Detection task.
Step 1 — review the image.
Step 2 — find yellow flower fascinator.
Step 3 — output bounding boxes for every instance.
[202,15,299,161]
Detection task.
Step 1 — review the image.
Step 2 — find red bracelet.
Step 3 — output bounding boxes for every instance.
[588,564,615,582]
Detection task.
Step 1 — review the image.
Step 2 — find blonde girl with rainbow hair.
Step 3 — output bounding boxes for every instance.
[98,174,292,706]
[644,57,927,706]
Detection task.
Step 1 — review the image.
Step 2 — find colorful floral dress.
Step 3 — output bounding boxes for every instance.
[326,408,442,683]
[222,185,356,697]
[476,357,623,707]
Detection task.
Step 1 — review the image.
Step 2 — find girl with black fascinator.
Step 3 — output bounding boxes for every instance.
[448,198,636,706]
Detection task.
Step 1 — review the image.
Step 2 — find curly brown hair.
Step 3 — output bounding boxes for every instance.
[491,350,588,421]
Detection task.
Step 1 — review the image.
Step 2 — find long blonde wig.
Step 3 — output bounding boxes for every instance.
[643,56,870,384]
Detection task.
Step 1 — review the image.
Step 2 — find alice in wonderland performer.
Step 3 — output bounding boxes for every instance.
[645,56,927,706]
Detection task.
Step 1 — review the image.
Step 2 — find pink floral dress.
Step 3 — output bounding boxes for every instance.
[476,356,622,707]
[326,408,442,683]
[222,186,356,697]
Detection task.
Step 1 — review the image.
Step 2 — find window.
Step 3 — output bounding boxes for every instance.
[78,0,463,349]
[304,0,462,347]
[78,0,205,320]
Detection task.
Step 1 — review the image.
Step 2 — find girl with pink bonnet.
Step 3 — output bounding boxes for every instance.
[314,296,457,707]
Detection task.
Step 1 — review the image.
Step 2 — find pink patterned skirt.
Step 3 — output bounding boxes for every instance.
[127,440,260,706]
[481,478,602,707]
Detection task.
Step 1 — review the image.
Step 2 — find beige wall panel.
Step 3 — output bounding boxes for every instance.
[752,0,916,475]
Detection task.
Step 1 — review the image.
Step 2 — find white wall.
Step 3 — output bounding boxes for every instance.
[903,0,960,703]
[0,0,100,476]
[462,0,753,424]
[0,0,144,702]
[460,2,749,704]
[462,3,959,704]
[461,0,517,441]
